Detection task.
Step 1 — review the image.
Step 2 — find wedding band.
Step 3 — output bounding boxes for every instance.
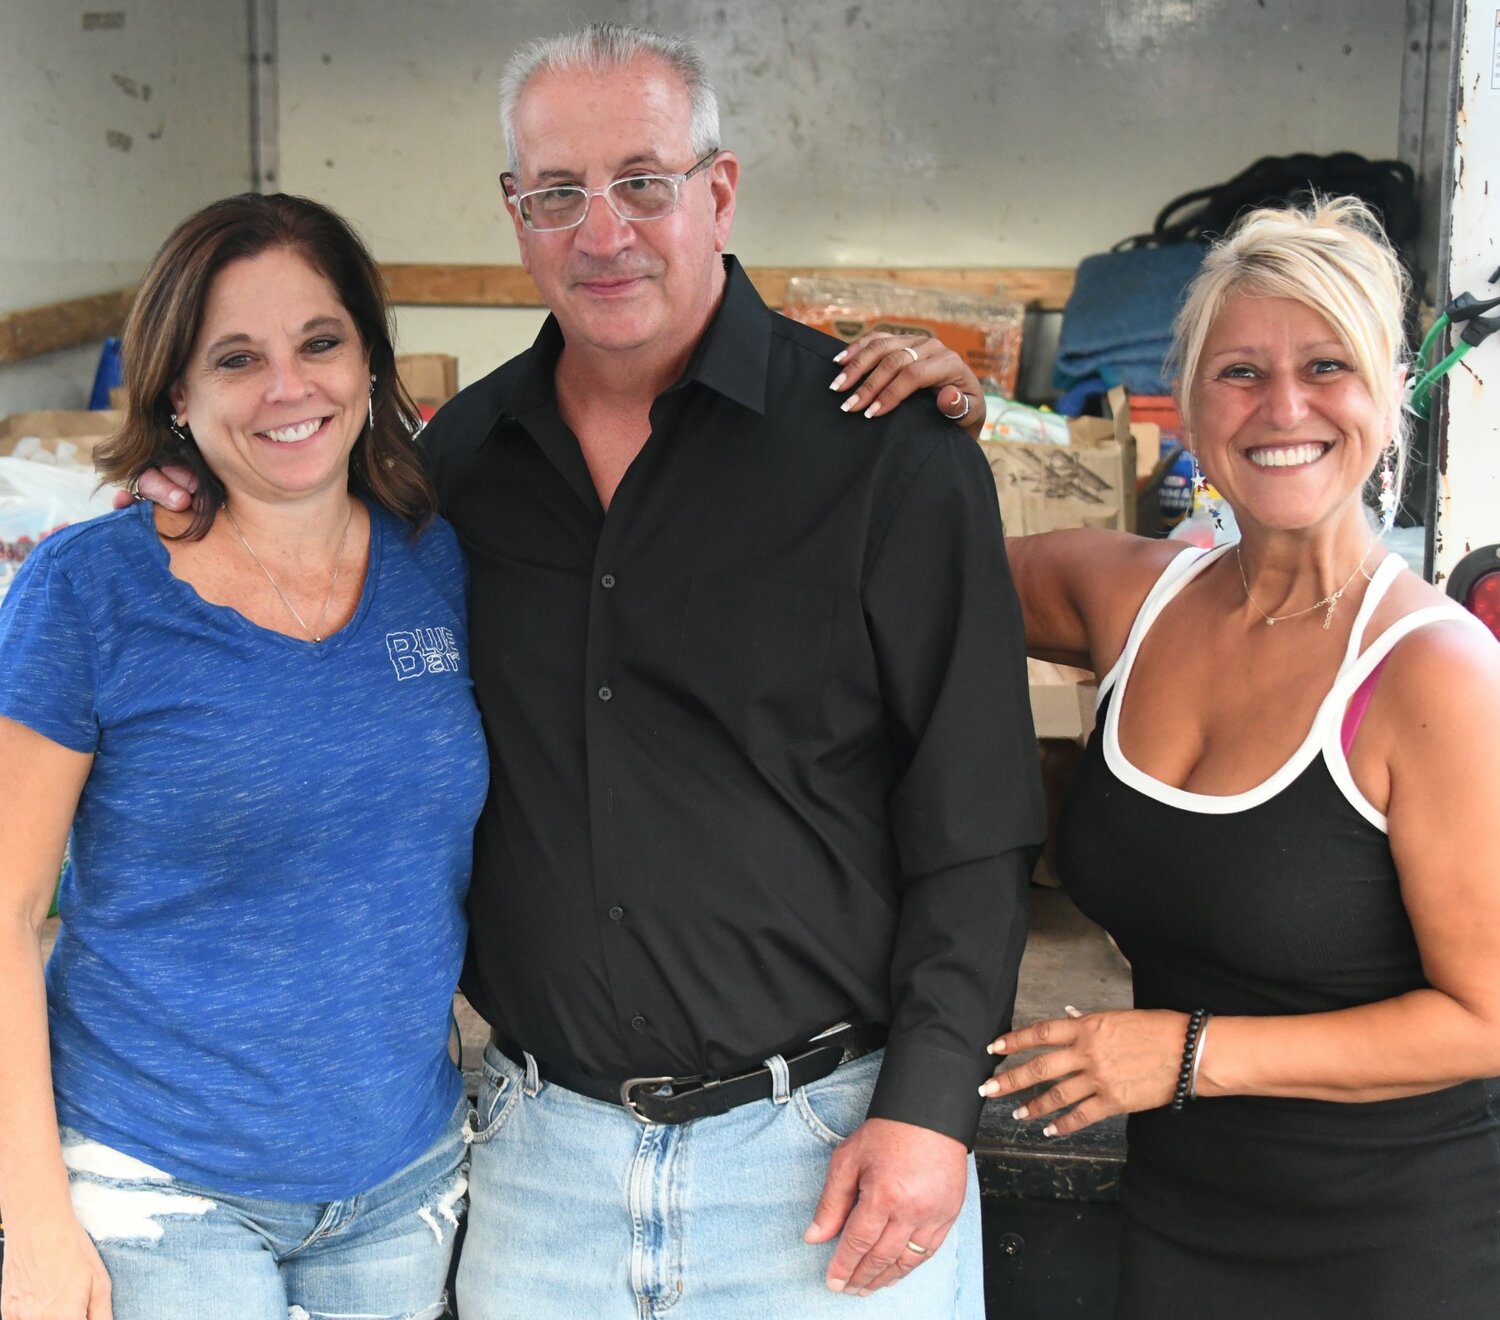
[906,1240,928,1255]
[942,393,973,422]
[900,345,920,364]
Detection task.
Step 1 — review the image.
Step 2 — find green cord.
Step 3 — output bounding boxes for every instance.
[1417,314,1448,371]
[1410,340,1471,418]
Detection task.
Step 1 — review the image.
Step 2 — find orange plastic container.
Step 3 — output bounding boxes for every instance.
[1126,394,1182,447]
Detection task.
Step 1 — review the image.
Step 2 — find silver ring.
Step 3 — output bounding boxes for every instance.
[942,392,973,422]
[900,345,920,364]
[906,1240,928,1256]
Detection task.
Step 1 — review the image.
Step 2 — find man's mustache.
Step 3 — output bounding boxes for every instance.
[565,258,663,283]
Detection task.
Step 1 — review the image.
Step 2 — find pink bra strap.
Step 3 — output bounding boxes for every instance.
[1340,657,1390,758]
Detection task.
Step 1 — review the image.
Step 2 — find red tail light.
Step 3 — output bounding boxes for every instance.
[1447,546,1500,642]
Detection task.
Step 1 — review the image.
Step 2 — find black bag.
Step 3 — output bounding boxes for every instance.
[1116,151,1420,275]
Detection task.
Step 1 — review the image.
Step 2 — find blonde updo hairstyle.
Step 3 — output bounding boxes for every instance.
[1170,196,1410,523]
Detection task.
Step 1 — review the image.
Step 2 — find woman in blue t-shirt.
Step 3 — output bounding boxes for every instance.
[0,195,489,1319]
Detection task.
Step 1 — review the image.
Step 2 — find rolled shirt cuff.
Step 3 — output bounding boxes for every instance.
[865,1036,992,1149]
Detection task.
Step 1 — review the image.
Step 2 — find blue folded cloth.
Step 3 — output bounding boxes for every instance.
[1054,243,1207,396]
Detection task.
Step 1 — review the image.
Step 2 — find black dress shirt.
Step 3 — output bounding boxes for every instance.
[423,257,1045,1145]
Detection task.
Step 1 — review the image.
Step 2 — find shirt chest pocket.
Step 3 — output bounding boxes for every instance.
[679,573,837,738]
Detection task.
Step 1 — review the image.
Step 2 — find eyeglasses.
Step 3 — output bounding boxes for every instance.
[501,149,721,232]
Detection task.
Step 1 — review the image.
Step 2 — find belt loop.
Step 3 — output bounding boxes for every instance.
[522,1050,541,1097]
[764,1052,792,1105]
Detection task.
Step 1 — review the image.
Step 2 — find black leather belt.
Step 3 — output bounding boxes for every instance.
[492,1022,883,1125]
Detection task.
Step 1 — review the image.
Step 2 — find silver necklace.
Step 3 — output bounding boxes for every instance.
[222,501,355,643]
[1236,535,1374,631]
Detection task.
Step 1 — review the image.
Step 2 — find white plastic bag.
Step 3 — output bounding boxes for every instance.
[0,454,118,603]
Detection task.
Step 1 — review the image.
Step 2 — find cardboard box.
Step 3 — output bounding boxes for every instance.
[1027,660,1097,741]
[781,277,1025,398]
[983,416,1136,537]
[0,410,123,463]
[396,354,458,412]
[980,387,1172,535]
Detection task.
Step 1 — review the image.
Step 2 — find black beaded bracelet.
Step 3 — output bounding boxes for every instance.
[1171,1008,1208,1112]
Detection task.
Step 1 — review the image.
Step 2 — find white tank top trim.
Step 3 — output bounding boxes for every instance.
[1092,545,1215,707]
[1097,543,1479,828]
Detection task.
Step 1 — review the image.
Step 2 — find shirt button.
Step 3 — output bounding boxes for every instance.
[631,1014,647,1032]
[597,685,613,702]
[600,573,616,589]
[608,905,625,922]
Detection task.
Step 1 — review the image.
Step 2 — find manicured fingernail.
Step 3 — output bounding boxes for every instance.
[989,1038,1007,1055]
[827,1279,846,1293]
[1065,1006,1083,1019]
[170,491,188,508]
[864,401,882,419]
[1043,1123,1059,1138]
[829,372,847,391]
[1013,1105,1029,1120]
[840,395,859,412]
[978,1080,998,1097]
[833,348,848,363]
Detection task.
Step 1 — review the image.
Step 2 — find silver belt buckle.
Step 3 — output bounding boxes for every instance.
[620,1075,675,1124]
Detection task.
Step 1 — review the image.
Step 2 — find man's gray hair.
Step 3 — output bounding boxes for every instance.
[499,22,720,172]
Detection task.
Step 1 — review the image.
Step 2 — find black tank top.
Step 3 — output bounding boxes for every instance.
[1057,546,1500,1320]
[1061,546,1474,1017]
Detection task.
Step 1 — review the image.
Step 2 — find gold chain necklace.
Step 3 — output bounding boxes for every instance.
[223,501,355,643]
[1236,536,1374,631]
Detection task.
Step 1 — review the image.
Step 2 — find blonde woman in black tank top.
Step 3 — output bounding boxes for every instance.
[842,196,1500,1318]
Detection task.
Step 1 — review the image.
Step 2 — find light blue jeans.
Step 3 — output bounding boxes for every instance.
[456,1044,984,1319]
[60,1094,469,1320]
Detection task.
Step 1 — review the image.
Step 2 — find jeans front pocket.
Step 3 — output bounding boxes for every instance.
[467,1050,521,1146]
[792,1049,883,1148]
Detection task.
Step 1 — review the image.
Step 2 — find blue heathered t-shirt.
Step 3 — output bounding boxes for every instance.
[0,499,488,1200]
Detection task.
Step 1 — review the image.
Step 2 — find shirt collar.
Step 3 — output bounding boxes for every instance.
[500,254,771,428]
[679,255,770,415]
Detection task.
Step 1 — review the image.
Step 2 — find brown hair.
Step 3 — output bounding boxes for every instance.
[96,193,435,538]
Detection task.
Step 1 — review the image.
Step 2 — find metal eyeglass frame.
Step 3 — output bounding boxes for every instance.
[500,148,721,232]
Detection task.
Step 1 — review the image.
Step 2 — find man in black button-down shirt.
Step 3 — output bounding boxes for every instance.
[424,22,1045,1319]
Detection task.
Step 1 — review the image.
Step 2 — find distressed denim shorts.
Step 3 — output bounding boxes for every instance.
[59,1093,470,1320]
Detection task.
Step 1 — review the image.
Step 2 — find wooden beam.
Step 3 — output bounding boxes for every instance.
[379,264,1076,312]
[0,265,1078,366]
[0,289,134,364]
[380,263,545,307]
[747,266,1076,312]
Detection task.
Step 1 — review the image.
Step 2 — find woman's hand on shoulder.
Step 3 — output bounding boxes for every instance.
[979,1007,1191,1136]
[1006,530,1188,673]
[109,465,196,512]
[826,332,985,441]
[0,1210,113,1319]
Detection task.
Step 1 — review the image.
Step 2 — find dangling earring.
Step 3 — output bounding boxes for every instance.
[1377,442,1398,532]
[367,374,377,432]
[169,413,191,445]
[1190,449,1224,532]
